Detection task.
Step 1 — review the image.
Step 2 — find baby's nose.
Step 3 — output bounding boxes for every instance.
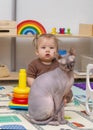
[46,47,50,51]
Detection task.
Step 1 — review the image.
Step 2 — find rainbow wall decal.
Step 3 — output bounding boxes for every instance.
[17,20,46,35]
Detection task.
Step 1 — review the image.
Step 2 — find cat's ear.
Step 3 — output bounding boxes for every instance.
[69,48,76,56]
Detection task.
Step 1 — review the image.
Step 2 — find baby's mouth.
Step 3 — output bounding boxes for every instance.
[45,54,50,57]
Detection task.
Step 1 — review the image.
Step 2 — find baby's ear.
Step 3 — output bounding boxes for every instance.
[69,48,76,56]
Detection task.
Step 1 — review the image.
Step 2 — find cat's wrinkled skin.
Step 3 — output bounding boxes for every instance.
[28,48,75,125]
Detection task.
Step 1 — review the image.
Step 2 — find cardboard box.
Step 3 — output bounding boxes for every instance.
[79,24,93,36]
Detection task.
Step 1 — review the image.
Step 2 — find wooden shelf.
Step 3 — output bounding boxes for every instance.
[0,34,93,38]
[0,72,18,80]
[56,34,93,38]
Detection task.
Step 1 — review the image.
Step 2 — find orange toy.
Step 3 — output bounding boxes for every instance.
[13,93,28,98]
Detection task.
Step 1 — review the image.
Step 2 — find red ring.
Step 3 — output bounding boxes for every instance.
[12,97,28,104]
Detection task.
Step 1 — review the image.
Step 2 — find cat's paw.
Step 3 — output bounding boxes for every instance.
[60,119,68,124]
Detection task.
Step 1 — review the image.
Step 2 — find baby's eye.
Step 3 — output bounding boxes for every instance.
[50,47,54,49]
[41,47,46,49]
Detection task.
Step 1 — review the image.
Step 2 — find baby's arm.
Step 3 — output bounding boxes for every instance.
[27,77,35,87]
[27,60,36,87]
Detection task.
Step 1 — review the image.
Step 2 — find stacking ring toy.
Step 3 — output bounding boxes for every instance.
[13,93,28,98]
[12,98,28,104]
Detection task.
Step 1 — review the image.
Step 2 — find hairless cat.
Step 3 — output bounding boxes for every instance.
[28,48,76,125]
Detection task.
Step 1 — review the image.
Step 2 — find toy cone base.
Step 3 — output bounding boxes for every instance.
[9,102,28,110]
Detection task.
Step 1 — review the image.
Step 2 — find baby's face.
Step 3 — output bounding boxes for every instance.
[36,38,57,63]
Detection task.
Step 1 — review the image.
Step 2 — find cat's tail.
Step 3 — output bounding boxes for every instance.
[29,116,54,125]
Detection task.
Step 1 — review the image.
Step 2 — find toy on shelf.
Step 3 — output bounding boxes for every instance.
[58,27,72,35]
[17,20,46,35]
[66,28,71,34]
[9,69,30,110]
[50,27,72,35]
[51,27,57,34]
[59,28,65,34]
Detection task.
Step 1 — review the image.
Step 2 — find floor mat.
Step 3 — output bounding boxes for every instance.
[0,113,35,130]
[0,85,13,106]
[72,85,86,103]
[0,84,93,130]
[74,82,93,90]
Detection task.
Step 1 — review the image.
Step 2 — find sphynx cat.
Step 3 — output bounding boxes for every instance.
[28,48,75,125]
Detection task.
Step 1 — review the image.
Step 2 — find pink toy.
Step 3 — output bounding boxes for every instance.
[59,28,65,34]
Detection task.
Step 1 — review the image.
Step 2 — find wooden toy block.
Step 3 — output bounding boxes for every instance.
[79,24,93,36]
[0,20,17,35]
[0,64,10,78]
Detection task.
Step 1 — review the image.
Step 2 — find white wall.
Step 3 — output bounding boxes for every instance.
[16,0,93,34]
[0,0,15,20]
